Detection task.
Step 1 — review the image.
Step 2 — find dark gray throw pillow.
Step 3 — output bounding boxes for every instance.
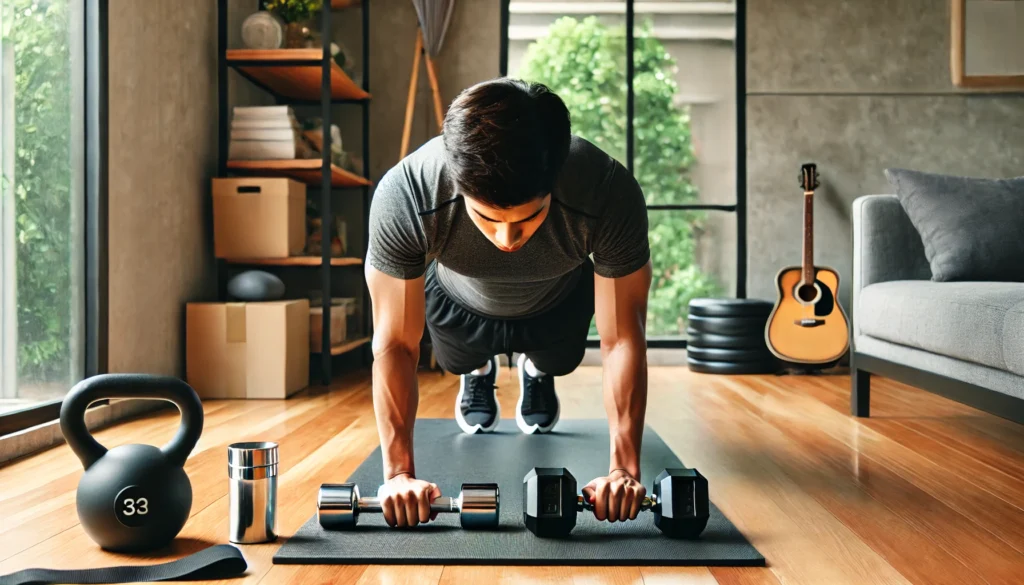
[884,168,1024,282]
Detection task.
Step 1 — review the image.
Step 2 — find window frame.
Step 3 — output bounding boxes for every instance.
[500,0,748,349]
[0,0,108,438]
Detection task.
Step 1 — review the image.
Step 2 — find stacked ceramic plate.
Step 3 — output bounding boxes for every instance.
[686,299,779,374]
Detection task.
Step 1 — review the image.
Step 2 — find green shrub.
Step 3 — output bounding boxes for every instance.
[2,0,75,383]
[518,17,721,337]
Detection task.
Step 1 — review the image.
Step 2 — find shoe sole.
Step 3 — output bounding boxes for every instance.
[455,356,501,434]
[516,353,560,434]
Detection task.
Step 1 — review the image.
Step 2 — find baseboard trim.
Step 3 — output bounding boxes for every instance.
[0,399,169,465]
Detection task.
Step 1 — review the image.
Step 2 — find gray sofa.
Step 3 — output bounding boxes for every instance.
[851,195,1024,423]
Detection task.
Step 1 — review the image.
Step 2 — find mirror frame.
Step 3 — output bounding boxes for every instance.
[950,0,1024,90]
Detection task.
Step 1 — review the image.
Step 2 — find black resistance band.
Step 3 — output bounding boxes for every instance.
[0,544,247,585]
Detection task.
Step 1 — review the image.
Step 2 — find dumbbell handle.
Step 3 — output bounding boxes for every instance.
[576,494,658,512]
[356,496,462,514]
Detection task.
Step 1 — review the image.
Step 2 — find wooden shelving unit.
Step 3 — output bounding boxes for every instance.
[226,49,371,102]
[224,257,363,267]
[217,1,373,386]
[317,336,371,356]
[226,159,371,187]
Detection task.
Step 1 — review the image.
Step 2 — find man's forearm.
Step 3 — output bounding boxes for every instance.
[371,343,421,479]
[601,335,648,480]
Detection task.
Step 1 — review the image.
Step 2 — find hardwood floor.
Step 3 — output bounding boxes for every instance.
[1,366,1022,584]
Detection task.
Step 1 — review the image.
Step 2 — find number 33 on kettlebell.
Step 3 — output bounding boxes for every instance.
[60,374,204,552]
[115,487,150,526]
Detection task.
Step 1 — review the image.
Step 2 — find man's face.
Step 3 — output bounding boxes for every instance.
[463,194,551,253]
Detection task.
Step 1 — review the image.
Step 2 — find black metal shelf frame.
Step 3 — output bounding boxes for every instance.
[216,1,372,385]
[500,0,748,350]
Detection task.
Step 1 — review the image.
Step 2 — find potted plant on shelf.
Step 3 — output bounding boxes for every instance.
[264,0,323,48]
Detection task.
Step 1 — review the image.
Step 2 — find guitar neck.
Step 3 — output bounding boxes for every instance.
[802,190,814,284]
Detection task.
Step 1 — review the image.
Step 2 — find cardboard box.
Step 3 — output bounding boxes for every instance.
[213,177,306,258]
[186,300,309,399]
[310,304,347,353]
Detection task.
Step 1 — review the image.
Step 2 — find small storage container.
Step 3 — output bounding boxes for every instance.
[213,177,306,259]
[310,304,347,352]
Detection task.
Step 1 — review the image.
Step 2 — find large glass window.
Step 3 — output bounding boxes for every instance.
[1,0,86,415]
[507,0,740,343]
[512,10,627,167]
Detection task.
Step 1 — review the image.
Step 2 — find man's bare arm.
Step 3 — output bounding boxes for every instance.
[594,260,652,480]
[366,264,426,480]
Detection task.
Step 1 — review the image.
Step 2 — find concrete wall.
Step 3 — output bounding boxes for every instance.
[107,0,220,375]
[745,0,1024,310]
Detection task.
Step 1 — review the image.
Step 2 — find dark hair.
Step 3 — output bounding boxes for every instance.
[442,78,571,208]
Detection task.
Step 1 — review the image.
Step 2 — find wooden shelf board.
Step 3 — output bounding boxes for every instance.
[316,336,371,356]
[224,256,363,267]
[226,49,370,101]
[226,159,371,188]
[226,49,321,62]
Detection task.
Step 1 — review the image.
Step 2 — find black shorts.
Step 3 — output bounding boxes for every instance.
[424,260,596,376]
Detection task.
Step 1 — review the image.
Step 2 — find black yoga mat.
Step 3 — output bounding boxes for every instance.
[273,419,764,566]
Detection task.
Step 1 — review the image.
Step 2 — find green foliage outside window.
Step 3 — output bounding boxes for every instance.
[2,0,74,382]
[518,17,722,337]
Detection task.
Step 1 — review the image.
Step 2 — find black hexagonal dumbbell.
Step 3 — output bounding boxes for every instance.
[522,467,709,538]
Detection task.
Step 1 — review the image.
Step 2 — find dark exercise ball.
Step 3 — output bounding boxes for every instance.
[228,270,285,301]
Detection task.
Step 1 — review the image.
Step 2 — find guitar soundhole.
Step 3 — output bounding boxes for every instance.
[797,283,817,302]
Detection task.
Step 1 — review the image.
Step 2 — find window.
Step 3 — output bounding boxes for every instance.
[503,0,744,345]
[1,0,87,418]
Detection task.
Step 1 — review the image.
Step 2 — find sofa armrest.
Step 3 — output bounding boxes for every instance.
[853,194,931,289]
[852,195,931,333]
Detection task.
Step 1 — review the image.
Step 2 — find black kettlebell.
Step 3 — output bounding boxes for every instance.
[59,374,204,552]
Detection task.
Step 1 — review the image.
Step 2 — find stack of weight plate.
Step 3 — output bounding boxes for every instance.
[686,298,779,375]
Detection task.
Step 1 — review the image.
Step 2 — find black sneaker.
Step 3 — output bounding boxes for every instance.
[516,354,560,434]
[455,356,500,434]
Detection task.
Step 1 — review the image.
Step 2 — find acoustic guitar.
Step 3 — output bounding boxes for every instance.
[765,163,850,365]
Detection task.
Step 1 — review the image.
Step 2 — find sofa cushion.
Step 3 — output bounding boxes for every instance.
[884,168,1024,282]
[857,281,1024,376]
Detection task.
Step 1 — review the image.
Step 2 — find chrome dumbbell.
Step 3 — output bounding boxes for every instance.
[317,482,500,529]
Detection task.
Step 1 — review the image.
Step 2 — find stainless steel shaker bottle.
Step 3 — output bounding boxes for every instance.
[228,441,278,543]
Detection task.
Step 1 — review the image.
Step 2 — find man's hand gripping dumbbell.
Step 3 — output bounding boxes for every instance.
[318,477,500,530]
[523,467,709,538]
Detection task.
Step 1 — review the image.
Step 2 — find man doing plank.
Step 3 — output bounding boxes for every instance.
[365,78,652,529]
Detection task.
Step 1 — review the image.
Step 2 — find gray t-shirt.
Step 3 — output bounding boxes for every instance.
[366,135,650,318]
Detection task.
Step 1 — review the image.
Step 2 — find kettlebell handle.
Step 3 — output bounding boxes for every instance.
[59,374,204,469]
